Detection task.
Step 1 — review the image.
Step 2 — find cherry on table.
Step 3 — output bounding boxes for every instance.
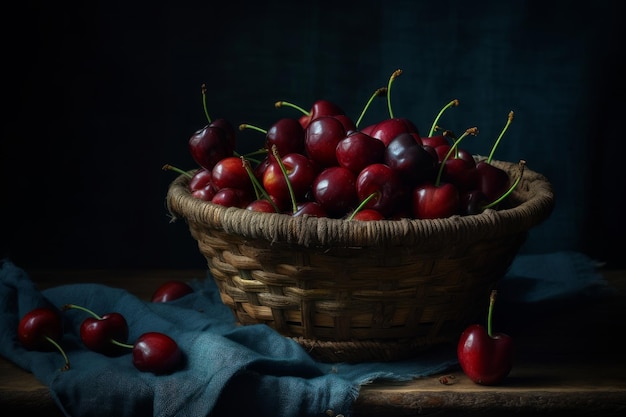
[457,290,514,385]
[63,304,129,356]
[18,307,70,371]
[131,332,183,374]
[151,280,194,303]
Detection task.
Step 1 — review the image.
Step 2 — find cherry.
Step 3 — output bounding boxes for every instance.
[412,182,460,219]
[162,164,216,201]
[335,131,386,175]
[132,332,183,374]
[312,166,358,218]
[18,307,70,371]
[293,201,328,218]
[63,304,129,356]
[355,163,408,218]
[440,149,478,192]
[188,121,235,171]
[368,117,420,147]
[239,118,305,157]
[246,199,279,213]
[421,133,451,150]
[434,144,475,165]
[192,185,216,201]
[457,290,514,385]
[188,168,213,192]
[211,156,254,194]
[211,187,251,208]
[411,129,480,219]
[188,84,237,171]
[383,132,438,187]
[304,116,347,168]
[461,160,526,215]
[351,208,385,221]
[275,99,347,129]
[460,189,490,216]
[151,280,194,303]
[114,332,183,374]
[330,114,357,134]
[262,151,317,212]
[475,162,510,203]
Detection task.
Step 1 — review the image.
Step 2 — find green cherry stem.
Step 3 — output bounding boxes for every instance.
[271,145,298,214]
[386,69,402,119]
[355,87,387,128]
[46,336,70,371]
[63,303,103,320]
[162,164,194,179]
[434,127,479,186]
[110,339,134,349]
[487,111,514,164]
[347,192,378,221]
[240,148,268,164]
[239,123,267,135]
[237,124,269,164]
[201,83,212,124]
[241,157,280,212]
[482,160,526,210]
[428,99,460,138]
[274,100,309,116]
[487,290,498,337]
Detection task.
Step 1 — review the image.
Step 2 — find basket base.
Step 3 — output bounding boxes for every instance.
[292,336,450,363]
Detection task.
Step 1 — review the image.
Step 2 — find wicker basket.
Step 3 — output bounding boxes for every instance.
[166,159,554,362]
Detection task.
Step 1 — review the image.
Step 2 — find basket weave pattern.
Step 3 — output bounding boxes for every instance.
[167,159,554,362]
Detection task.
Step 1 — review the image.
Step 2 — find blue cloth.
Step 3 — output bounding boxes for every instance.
[0,251,612,417]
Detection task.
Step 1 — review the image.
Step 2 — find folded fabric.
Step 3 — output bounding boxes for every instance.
[0,251,612,417]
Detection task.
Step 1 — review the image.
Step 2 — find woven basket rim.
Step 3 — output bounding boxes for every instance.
[166,159,554,249]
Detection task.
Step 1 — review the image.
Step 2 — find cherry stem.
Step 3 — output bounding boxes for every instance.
[162,164,193,179]
[239,123,267,135]
[347,192,378,220]
[241,148,268,158]
[45,336,70,371]
[110,339,134,349]
[435,127,479,186]
[201,83,212,124]
[386,69,402,119]
[274,101,309,116]
[487,111,514,164]
[240,148,267,165]
[428,99,460,137]
[271,145,298,214]
[63,303,102,320]
[482,160,526,210]
[241,157,280,212]
[487,290,497,337]
[355,87,387,128]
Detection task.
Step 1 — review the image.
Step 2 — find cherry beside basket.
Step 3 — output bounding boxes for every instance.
[166,159,554,363]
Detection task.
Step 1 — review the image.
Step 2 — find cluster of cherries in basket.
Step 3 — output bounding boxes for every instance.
[17,280,194,374]
[167,69,525,221]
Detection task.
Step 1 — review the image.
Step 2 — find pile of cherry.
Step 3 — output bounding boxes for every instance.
[168,69,525,221]
[17,280,194,374]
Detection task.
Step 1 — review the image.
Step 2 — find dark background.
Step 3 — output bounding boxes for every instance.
[2,0,624,271]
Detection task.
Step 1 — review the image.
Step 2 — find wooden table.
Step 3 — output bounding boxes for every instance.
[2,268,625,416]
